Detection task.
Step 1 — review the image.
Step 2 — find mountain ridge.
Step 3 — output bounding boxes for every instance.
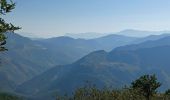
[16,37,170,99]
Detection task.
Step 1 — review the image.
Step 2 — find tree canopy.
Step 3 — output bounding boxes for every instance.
[0,0,20,51]
[131,74,161,100]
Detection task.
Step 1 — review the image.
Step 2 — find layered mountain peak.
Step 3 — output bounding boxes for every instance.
[74,50,107,66]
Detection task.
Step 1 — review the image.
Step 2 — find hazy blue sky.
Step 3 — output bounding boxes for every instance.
[5,0,170,37]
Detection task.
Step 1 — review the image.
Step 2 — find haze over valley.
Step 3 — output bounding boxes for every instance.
[0,30,170,99]
[2,0,170,100]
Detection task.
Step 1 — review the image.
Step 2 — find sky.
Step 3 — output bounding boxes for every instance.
[4,0,170,38]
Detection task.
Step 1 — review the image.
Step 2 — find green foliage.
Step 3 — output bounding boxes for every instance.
[56,86,170,100]
[56,86,169,100]
[131,74,161,100]
[56,84,144,100]
[0,0,20,51]
[0,92,21,100]
[56,75,166,100]
[165,89,170,95]
[163,89,170,99]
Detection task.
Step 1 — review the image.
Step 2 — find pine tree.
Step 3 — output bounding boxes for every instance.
[131,74,161,100]
[0,0,20,51]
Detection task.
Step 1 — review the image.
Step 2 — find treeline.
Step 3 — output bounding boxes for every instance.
[0,93,21,100]
[1,74,170,100]
[57,87,170,100]
[56,74,170,100]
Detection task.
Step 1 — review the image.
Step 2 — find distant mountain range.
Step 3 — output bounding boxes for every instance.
[116,29,170,37]
[0,33,61,92]
[0,32,137,92]
[64,32,112,39]
[64,30,170,39]
[15,35,170,100]
[1,31,170,99]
